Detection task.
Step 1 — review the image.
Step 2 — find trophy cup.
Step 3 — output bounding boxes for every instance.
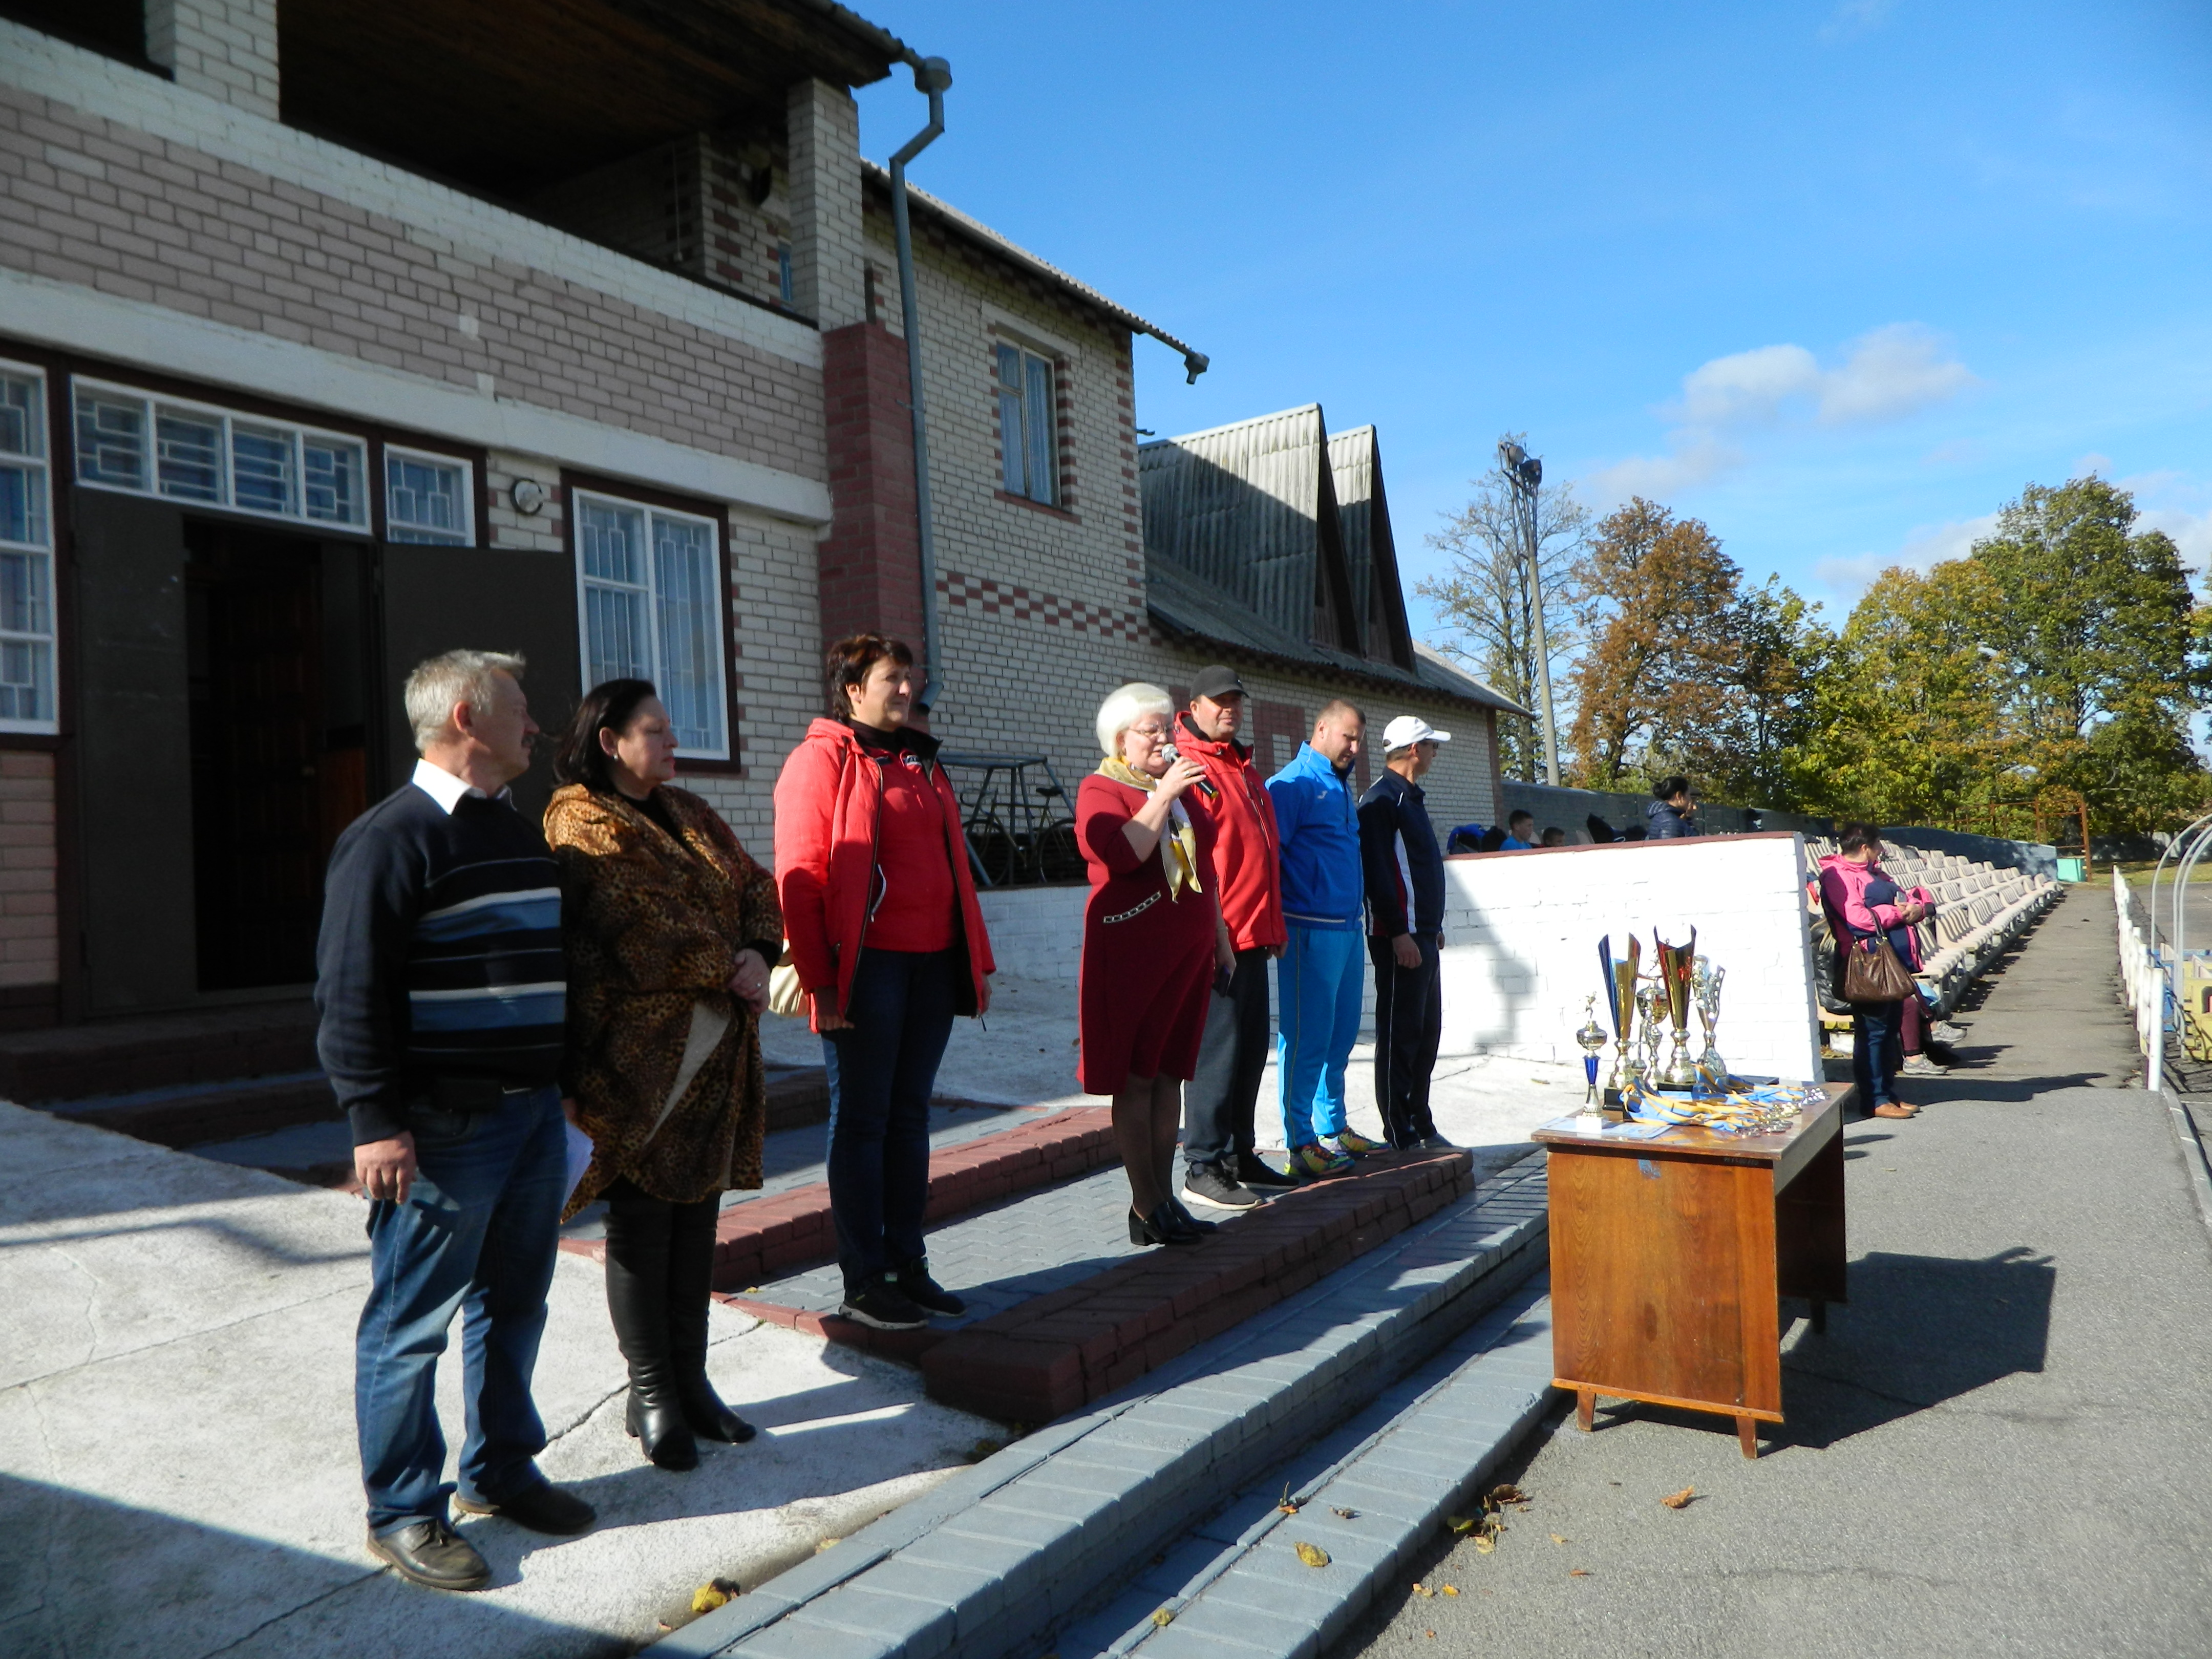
[1575,996,1608,1112]
[1652,928,1699,1089]
[1691,955,1729,1092]
[1635,980,1665,1088]
[1598,933,1643,1104]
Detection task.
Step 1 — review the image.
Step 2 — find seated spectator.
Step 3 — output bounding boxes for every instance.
[1540,826,1567,847]
[1500,810,1538,850]
[1647,776,1701,838]
[1585,814,1618,844]
[1623,825,1648,841]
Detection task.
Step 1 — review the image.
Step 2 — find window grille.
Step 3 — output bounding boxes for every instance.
[0,364,54,729]
[574,490,728,758]
[385,450,472,544]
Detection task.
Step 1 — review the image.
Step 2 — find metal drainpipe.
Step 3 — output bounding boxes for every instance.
[887,56,952,711]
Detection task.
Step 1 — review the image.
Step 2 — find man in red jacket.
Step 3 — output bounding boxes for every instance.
[1174,666,1295,1211]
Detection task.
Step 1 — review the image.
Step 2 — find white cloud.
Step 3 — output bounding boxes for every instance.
[2122,470,2212,573]
[1814,511,2001,601]
[1588,325,1975,505]
[1819,0,1896,45]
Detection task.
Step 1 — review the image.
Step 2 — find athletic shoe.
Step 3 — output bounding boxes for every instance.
[894,1258,967,1317]
[1417,1133,1461,1152]
[1235,1153,1298,1190]
[1898,1054,1946,1077]
[1291,1143,1354,1180]
[1931,1021,1968,1043]
[1330,1130,1388,1156]
[838,1277,927,1330]
[1182,1164,1262,1211]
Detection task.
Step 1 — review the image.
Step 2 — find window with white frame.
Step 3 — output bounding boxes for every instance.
[994,341,1058,505]
[0,364,55,729]
[385,448,473,544]
[573,491,729,758]
[71,380,368,531]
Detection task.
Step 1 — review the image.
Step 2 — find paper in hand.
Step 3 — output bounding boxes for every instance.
[563,1121,595,1203]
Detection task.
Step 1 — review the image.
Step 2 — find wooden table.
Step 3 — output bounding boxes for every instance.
[1533,1081,1853,1458]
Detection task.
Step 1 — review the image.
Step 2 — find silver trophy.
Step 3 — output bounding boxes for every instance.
[1692,955,1729,1092]
[1635,980,1665,1090]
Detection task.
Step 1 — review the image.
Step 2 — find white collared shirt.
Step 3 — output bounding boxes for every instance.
[411,757,509,815]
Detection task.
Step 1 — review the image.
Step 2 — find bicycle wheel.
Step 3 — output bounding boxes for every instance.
[1038,821,1086,883]
[966,815,1016,888]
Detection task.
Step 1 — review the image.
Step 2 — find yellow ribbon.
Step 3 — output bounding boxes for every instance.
[1096,757,1204,901]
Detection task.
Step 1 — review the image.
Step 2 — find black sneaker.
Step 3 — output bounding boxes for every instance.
[894,1258,967,1317]
[1181,1163,1261,1211]
[1234,1152,1297,1190]
[366,1518,491,1592]
[838,1277,928,1330]
[1417,1133,1461,1152]
[453,1480,595,1536]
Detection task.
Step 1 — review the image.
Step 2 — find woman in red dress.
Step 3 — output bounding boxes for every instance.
[1079,684,1237,1246]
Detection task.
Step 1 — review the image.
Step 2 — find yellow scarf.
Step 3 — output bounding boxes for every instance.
[1097,756,1204,901]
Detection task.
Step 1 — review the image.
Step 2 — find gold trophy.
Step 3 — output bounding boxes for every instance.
[1598,933,1643,1106]
[1652,928,1699,1089]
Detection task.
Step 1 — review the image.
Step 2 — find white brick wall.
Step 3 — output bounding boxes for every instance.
[1437,833,1823,1083]
[145,0,278,120]
[975,885,1089,980]
[785,80,865,330]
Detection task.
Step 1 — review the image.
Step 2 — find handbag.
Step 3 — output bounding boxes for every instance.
[766,942,807,1018]
[1841,933,1915,1004]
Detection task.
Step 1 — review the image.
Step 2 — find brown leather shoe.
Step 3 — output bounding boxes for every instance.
[1871,1102,1918,1119]
[366,1519,491,1591]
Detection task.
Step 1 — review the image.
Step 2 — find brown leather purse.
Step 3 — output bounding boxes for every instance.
[1841,933,1916,1003]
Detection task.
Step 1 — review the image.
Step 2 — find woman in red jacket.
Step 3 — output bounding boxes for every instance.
[773,636,995,1330]
[1078,683,1236,1246]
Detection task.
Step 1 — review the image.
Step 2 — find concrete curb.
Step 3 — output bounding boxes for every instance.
[654,1153,1551,1658]
[2161,1082,2212,1245]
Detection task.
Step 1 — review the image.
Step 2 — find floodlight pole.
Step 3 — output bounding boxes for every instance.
[1502,440,1561,786]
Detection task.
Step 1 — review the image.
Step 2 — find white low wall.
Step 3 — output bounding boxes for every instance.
[1437,833,1823,1084]
[976,884,1088,981]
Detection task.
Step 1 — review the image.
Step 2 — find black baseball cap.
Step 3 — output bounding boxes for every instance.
[1189,665,1247,701]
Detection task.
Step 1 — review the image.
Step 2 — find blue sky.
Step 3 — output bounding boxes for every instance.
[854,1,2212,641]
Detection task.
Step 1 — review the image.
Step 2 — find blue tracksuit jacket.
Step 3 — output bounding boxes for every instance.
[1265,742,1364,931]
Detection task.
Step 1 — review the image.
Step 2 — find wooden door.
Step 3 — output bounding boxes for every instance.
[376,544,581,827]
[67,489,198,1014]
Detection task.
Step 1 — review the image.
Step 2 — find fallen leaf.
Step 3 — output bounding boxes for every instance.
[814,1537,841,1554]
[690,1584,730,1614]
[1490,1483,1528,1504]
[1278,1482,1301,1516]
[1439,1584,1459,1597]
[1426,1631,1437,1640]
[1294,1541,1331,1569]
[1151,1608,1174,1628]
[1446,1515,1475,1534]
[1412,1581,1434,1598]
[1550,1534,1570,1546]
[1661,1486,1696,1510]
[1570,1567,1593,1578]
[1472,1536,1495,1555]
[1331,1506,1358,1520]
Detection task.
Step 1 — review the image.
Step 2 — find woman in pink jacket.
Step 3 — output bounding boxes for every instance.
[1818,824,1934,1120]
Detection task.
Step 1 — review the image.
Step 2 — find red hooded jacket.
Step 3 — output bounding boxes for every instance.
[773,719,995,1032]
[1174,714,1287,953]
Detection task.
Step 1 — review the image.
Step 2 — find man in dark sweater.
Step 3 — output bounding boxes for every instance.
[318,649,592,1591]
[1357,716,1456,1152]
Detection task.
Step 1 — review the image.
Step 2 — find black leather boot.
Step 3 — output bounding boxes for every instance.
[667,1193,755,1444]
[603,1182,697,1472]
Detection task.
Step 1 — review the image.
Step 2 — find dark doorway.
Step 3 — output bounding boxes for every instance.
[183,523,372,991]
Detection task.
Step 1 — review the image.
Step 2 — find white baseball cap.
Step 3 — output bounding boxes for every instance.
[1382,715,1451,752]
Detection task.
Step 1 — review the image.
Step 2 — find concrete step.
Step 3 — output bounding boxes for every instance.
[655,1152,1550,1659]
[1054,1281,1555,1657]
[0,999,318,1102]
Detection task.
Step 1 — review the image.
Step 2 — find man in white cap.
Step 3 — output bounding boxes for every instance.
[1356,715,1456,1151]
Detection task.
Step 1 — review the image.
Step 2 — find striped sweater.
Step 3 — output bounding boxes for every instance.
[315,765,567,1144]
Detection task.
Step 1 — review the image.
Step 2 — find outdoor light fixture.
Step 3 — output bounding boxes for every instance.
[511,478,546,516]
[1499,437,1561,787]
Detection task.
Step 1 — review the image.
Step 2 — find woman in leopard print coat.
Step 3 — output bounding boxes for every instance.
[546,678,782,1472]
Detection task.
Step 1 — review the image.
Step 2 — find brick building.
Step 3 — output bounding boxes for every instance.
[0,0,1514,1038]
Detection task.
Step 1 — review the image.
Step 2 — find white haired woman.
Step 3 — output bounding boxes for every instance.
[1078,683,1237,1246]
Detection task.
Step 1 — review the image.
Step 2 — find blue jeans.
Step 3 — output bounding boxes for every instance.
[1853,1001,1904,1109]
[822,947,957,1292]
[355,1084,566,1535]
[1276,924,1365,1148]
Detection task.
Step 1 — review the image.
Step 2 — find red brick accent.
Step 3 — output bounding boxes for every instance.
[559,1105,1120,1288]
[916,1150,1474,1423]
[817,320,925,650]
[938,568,1144,644]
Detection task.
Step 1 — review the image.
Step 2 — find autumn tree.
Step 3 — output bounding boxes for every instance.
[1564,498,1822,799]
[1417,434,1587,781]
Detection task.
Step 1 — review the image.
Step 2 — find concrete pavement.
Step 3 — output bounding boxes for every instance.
[1338,888,2212,1658]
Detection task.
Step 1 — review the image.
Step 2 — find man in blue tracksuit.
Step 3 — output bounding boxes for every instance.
[1266,699,1384,1179]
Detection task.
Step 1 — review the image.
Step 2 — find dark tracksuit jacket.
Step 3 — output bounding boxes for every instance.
[1357,770,1447,1144]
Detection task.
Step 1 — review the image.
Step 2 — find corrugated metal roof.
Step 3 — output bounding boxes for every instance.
[1327,424,1416,670]
[860,163,1207,378]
